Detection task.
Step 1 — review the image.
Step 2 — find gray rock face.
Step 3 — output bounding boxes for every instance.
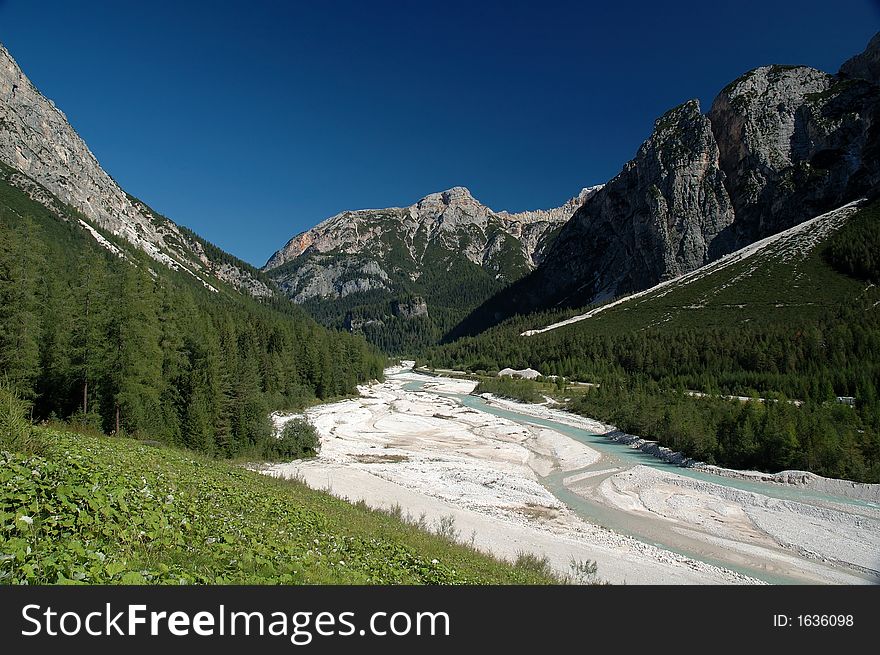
[0,43,272,298]
[530,100,735,305]
[343,314,385,331]
[392,297,428,319]
[840,32,880,84]
[341,297,427,332]
[265,186,598,273]
[274,256,391,303]
[265,185,599,304]
[708,64,880,243]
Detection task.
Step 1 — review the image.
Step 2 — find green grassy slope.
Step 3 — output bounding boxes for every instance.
[539,204,878,335]
[425,201,880,395]
[1,428,555,585]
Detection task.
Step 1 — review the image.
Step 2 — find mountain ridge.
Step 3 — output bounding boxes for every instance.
[521,199,867,336]
[0,42,273,298]
[264,184,600,271]
[260,183,601,352]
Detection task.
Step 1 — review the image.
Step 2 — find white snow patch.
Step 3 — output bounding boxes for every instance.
[78,220,124,258]
[522,200,865,336]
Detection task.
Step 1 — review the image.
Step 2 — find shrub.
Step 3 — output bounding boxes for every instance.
[513,551,554,578]
[0,381,42,455]
[435,515,460,542]
[567,558,602,585]
[474,376,542,403]
[263,418,320,460]
[67,409,105,436]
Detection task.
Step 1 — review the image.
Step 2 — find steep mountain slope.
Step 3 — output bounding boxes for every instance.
[0,44,385,456]
[427,198,880,377]
[840,32,880,83]
[450,33,880,338]
[0,42,272,297]
[264,185,599,352]
[521,200,871,336]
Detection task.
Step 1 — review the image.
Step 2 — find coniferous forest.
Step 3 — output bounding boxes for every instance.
[420,202,880,482]
[0,173,385,459]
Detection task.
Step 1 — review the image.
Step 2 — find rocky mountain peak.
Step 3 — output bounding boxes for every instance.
[840,32,880,84]
[412,186,488,225]
[708,57,877,242]
[536,93,735,302]
[652,99,701,132]
[265,184,595,272]
[438,186,476,204]
[0,41,272,297]
[710,65,832,173]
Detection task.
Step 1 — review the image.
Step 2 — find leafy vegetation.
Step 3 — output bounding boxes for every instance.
[265,419,320,461]
[0,428,558,584]
[422,201,880,482]
[0,381,43,456]
[474,376,543,404]
[0,166,385,459]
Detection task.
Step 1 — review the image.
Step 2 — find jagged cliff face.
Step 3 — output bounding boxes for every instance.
[264,185,598,303]
[708,64,880,243]
[452,33,880,333]
[840,32,880,84]
[0,43,272,297]
[538,100,735,304]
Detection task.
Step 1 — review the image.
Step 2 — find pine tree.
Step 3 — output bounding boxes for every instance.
[103,264,163,435]
[69,253,108,418]
[0,217,42,400]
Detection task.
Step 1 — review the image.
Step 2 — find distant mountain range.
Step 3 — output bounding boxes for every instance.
[262,33,880,350]
[2,32,879,483]
[3,32,879,358]
[262,185,600,351]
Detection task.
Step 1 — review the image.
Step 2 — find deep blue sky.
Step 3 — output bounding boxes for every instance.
[1,1,878,266]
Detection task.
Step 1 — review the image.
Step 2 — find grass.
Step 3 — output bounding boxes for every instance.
[0,382,43,456]
[545,224,877,338]
[0,427,559,585]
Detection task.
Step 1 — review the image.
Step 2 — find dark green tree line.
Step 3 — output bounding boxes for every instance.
[0,176,385,458]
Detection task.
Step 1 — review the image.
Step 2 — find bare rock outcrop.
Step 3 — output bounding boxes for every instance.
[264,185,598,308]
[708,64,880,244]
[0,42,272,298]
[451,32,880,336]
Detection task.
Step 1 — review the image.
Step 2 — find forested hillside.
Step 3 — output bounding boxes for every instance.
[0,164,385,458]
[290,240,515,354]
[421,201,880,482]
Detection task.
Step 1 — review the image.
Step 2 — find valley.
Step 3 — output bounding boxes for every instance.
[265,364,880,585]
[1,19,879,590]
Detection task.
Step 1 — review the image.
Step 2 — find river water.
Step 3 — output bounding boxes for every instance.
[398,372,879,584]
